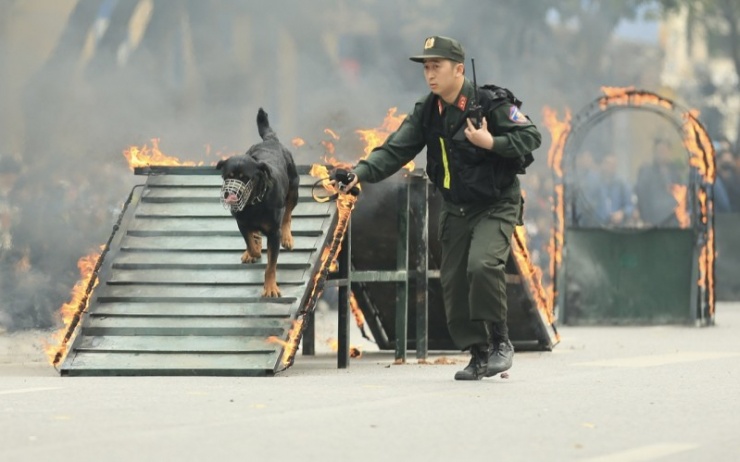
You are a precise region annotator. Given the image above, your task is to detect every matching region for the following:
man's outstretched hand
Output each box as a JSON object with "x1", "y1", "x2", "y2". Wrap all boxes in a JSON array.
[{"x1": 328, "y1": 168, "x2": 360, "y2": 195}]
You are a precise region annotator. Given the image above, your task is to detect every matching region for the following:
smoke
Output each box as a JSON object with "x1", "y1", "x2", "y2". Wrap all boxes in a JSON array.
[{"x1": 0, "y1": 0, "x2": 664, "y2": 330}]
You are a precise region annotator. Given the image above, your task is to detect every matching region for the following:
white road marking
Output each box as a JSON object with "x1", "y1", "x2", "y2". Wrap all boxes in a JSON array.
[
  {"x1": 582, "y1": 443, "x2": 698, "y2": 462},
  {"x1": 0, "y1": 387, "x2": 62, "y2": 396},
  {"x1": 573, "y1": 351, "x2": 740, "y2": 368}
]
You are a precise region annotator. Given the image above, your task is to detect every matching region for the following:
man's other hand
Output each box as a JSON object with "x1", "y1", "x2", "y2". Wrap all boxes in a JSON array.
[{"x1": 465, "y1": 117, "x2": 494, "y2": 150}]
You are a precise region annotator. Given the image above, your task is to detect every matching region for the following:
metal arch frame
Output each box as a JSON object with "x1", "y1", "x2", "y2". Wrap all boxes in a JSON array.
[{"x1": 551, "y1": 89, "x2": 716, "y2": 325}]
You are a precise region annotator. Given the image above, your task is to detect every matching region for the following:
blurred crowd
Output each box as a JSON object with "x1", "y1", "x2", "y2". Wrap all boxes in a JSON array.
[
  {"x1": 572, "y1": 138, "x2": 740, "y2": 227},
  {"x1": 0, "y1": 155, "x2": 128, "y2": 331},
  {"x1": 715, "y1": 138, "x2": 740, "y2": 213}
]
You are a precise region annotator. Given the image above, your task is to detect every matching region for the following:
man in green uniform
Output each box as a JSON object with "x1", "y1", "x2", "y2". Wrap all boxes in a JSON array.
[{"x1": 338, "y1": 36, "x2": 542, "y2": 380}]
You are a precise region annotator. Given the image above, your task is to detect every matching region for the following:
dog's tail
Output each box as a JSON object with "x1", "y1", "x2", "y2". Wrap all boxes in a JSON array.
[{"x1": 257, "y1": 108, "x2": 277, "y2": 141}]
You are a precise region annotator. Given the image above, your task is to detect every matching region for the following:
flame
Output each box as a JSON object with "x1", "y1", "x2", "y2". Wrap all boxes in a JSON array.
[
  {"x1": 292, "y1": 137, "x2": 305, "y2": 148},
  {"x1": 350, "y1": 292, "x2": 366, "y2": 329},
  {"x1": 123, "y1": 139, "x2": 203, "y2": 171},
  {"x1": 45, "y1": 248, "x2": 103, "y2": 366},
  {"x1": 354, "y1": 107, "x2": 415, "y2": 171},
  {"x1": 308, "y1": 158, "x2": 360, "y2": 270},
  {"x1": 355, "y1": 107, "x2": 405, "y2": 157},
  {"x1": 314, "y1": 108, "x2": 414, "y2": 176},
  {"x1": 267, "y1": 318, "x2": 304, "y2": 367},
  {"x1": 706, "y1": 225, "x2": 715, "y2": 314},
  {"x1": 272, "y1": 188, "x2": 357, "y2": 369},
  {"x1": 512, "y1": 226, "x2": 557, "y2": 328},
  {"x1": 671, "y1": 184, "x2": 690, "y2": 228},
  {"x1": 321, "y1": 140, "x2": 336, "y2": 156},
  {"x1": 326, "y1": 339, "x2": 363, "y2": 358},
  {"x1": 319, "y1": 156, "x2": 354, "y2": 170},
  {"x1": 542, "y1": 106, "x2": 571, "y2": 178},
  {"x1": 696, "y1": 190, "x2": 715, "y2": 315},
  {"x1": 309, "y1": 162, "x2": 348, "y2": 207},
  {"x1": 310, "y1": 164, "x2": 334, "y2": 194},
  {"x1": 685, "y1": 111, "x2": 716, "y2": 317},
  {"x1": 599, "y1": 86, "x2": 673, "y2": 111},
  {"x1": 542, "y1": 107, "x2": 571, "y2": 305},
  {"x1": 601, "y1": 85, "x2": 636, "y2": 97},
  {"x1": 324, "y1": 128, "x2": 340, "y2": 140},
  {"x1": 683, "y1": 109, "x2": 716, "y2": 183}
]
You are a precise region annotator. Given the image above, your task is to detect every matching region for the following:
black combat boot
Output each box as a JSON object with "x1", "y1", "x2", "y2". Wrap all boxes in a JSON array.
[
  {"x1": 486, "y1": 340, "x2": 514, "y2": 377},
  {"x1": 454, "y1": 344, "x2": 489, "y2": 381}
]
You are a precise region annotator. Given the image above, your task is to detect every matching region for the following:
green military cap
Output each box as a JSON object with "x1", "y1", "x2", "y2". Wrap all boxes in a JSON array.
[{"x1": 409, "y1": 36, "x2": 465, "y2": 63}]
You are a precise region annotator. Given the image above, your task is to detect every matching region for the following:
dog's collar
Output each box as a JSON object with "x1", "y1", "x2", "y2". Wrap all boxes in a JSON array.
[{"x1": 249, "y1": 177, "x2": 269, "y2": 204}]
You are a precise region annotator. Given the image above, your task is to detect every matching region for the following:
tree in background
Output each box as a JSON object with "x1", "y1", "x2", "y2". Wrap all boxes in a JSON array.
[
  {"x1": 449, "y1": 0, "x2": 656, "y2": 110},
  {"x1": 658, "y1": 0, "x2": 740, "y2": 141}
]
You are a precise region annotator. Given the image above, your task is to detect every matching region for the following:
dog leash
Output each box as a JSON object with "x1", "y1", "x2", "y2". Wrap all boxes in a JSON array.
[{"x1": 311, "y1": 169, "x2": 360, "y2": 203}]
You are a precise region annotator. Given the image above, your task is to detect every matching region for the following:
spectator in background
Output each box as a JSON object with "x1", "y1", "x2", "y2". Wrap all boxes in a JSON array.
[
  {"x1": 715, "y1": 141, "x2": 740, "y2": 213},
  {"x1": 592, "y1": 154, "x2": 634, "y2": 226},
  {"x1": 635, "y1": 138, "x2": 684, "y2": 227},
  {"x1": 571, "y1": 150, "x2": 602, "y2": 226}
]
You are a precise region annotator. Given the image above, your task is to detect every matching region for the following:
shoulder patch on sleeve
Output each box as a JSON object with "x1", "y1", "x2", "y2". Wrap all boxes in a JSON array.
[{"x1": 508, "y1": 105, "x2": 529, "y2": 124}]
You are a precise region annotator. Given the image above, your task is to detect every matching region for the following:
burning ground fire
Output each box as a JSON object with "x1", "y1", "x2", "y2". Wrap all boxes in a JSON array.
[
  {"x1": 327, "y1": 338, "x2": 363, "y2": 358},
  {"x1": 545, "y1": 87, "x2": 716, "y2": 320}
]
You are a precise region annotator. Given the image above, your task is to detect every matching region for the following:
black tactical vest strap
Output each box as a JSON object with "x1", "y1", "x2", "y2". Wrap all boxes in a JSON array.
[
  {"x1": 477, "y1": 85, "x2": 535, "y2": 172},
  {"x1": 421, "y1": 92, "x2": 518, "y2": 204}
]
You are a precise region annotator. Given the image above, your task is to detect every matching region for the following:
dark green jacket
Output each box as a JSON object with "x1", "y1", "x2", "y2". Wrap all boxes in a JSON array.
[{"x1": 354, "y1": 79, "x2": 541, "y2": 202}]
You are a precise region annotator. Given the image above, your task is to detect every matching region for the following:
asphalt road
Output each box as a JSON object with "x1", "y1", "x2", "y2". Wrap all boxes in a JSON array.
[{"x1": 1, "y1": 303, "x2": 739, "y2": 462}]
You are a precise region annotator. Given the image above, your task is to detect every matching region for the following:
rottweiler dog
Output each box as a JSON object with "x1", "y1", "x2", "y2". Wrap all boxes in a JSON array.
[{"x1": 216, "y1": 108, "x2": 299, "y2": 297}]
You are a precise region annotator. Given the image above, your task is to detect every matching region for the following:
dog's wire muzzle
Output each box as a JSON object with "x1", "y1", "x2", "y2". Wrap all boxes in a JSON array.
[{"x1": 220, "y1": 178, "x2": 254, "y2": 212}]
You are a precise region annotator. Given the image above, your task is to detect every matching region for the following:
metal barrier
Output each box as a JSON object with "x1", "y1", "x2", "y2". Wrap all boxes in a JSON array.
[
  {"x1": 304, "y1": 170, "x2": 557, "y2": 365},
  {"x1": 716, "y1": 213, "x2": 740, "y2": 301}
]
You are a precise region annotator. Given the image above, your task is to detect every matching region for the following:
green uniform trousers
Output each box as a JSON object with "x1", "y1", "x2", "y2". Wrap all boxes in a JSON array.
[{"x1": 438, "y1": 197, "x2": 520, "y2": 350}]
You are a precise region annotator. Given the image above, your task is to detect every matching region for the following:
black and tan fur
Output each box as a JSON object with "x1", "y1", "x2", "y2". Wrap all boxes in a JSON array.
[{"x1": 216, "y1": 108, "x2": 299, "y2": 297}]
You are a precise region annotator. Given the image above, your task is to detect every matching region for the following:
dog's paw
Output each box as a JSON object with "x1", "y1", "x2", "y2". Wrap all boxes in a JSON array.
[
  {"x1": 281, "y1": 234, "x2": 294, "y2": 250},
  {"x1": 262, "y1": 283, "x2": 281, "y2": 298},
  {"x1": 240, "y1": 250, "x2": 259, "y2": 264}
]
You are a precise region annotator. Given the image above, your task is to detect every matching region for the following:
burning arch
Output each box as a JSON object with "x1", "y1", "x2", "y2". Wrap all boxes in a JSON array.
[{"x1": 546, "y1": 87, "x2": 716, "y2": 324}]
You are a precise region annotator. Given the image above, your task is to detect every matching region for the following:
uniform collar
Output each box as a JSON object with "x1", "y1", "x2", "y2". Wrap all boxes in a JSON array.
[{"x1": 438, "y1": 79, "x2": 474, "y2": 113}]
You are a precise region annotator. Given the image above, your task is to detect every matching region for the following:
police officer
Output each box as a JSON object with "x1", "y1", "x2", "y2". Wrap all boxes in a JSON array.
[{"x1": 338, "y1": 36, "x2": 542, "y2": 380}]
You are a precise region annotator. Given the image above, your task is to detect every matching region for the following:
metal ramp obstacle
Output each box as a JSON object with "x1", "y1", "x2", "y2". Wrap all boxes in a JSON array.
[
  {"x1": 60, "y1": 166, "x2": 336, "y2": 376},
  {"x1": 59, "y1": 166, "x2": 559, "y2": 376}
]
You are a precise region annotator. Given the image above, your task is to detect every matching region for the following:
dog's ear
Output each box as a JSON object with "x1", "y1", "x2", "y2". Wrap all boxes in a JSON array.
[
  {"x1": 216, "y1": 159, "x2": 226, "y2": 170},
  {"x1": 257, "y1": 162, "x2": 272, "y2": 184}
]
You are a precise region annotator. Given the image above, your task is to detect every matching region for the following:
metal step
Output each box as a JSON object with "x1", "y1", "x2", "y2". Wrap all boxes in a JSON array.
[{"x1": 60, "y1": 167, "x2": 336, "y2": 376}]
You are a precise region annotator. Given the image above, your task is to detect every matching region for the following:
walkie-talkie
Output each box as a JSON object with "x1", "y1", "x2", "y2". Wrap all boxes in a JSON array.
[{"x1": 469, "y1": 58, "x2": 483, "y2": 128}]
